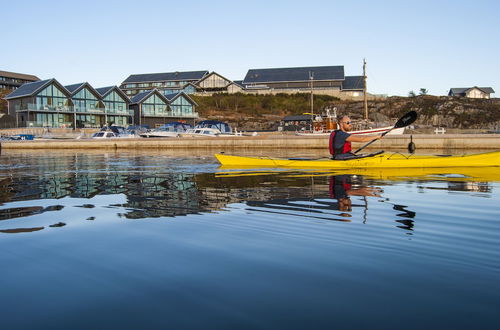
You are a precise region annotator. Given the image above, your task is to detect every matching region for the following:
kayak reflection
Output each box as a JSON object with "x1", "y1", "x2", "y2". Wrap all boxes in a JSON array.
[
  {"x1": 244, "y1": 174, "x2": 384, "y2": 223},
  {"x1": 0, "y1": 152, "x2": 497, "y2": 234}
]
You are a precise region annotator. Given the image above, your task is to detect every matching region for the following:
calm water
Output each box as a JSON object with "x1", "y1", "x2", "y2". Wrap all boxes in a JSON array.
[{"x1": 0, "y1": 150, "x2": 499, "y2": 330}]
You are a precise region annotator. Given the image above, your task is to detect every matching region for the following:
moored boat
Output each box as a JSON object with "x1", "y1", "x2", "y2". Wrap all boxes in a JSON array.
[
  {"x1": 179, "y1": 120, "x2": 243, "y2": 137},
  {"x1": 296, "y1": 126, "x2": 405, "y2": 136},
  {"x1": 140, "y1": 122, "x2": 192, "y2": 138},
  {"x1": 214, "y1": 151, "x2": 500, "y2": 169}
]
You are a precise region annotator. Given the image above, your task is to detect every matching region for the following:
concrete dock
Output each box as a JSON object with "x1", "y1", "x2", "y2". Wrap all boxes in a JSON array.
[{"x1": 1, "y1": 134, "x2": 499, "y2": 150}]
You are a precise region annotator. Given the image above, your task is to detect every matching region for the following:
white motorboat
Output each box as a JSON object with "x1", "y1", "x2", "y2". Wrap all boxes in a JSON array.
[
  {"x1": 180, "y1": 127, "x2": 221, "y2": 137},
  {"x1": 91, "y1": 131, "x2": 119, "y2": 139},
  {"x1": 140, "y1": 122, "x2": 192, "y2": 138},
  {"x1": 179, "y1": 120, "x2": 242, "y2": 137}
]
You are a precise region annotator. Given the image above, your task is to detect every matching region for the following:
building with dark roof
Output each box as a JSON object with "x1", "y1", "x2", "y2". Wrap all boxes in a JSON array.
[
  {"x1": 240, "y1": 66, "x2": 367, "y2": 98},
  {"x1": 129, "y1": 89, "x2": 198, "y2": 127},
  {"x1": 243, "y1": 66, "x2": 345, "y2": 90},
  {"x1": 120, "y1": 70, "x2": 209, "y2": 97},
  {"x1": 448, "y1": 87, "x2": 495, "y2": 99},
  {"x1": 4, "y1": 79, "x2": 133, "y2": 128},
  {"x1": 0, "y1": 70, "x2": 40, "y2": 90},
  {"x1": 341, "y1": 75, "x2": 365, "y2": 97}
]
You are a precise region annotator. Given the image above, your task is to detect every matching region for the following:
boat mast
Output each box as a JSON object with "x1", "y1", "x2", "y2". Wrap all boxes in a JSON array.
[{"x1": 363, "y1": 58, "x2": 368, "y2": 121}]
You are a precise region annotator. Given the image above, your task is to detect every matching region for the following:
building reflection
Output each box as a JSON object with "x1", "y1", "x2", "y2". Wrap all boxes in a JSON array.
[{"x1": 0, "y1": 153, "x2": 495, "y2": 234}]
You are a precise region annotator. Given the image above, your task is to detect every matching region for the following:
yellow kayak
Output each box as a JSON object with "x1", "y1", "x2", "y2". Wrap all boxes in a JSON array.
[{"x1": 215, "y1": 151, "x2": 500, "y2": 169}]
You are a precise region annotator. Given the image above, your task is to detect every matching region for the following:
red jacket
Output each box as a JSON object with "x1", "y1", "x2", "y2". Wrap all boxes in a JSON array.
[{"x1": 329, "y1": 130, "x2": 352, "y2": 156}]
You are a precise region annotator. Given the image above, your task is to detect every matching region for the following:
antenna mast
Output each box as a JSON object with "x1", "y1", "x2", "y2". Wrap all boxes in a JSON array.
[
  {"x1": 309, "y1": 71, "x2": 314, "y2": 114},
  {"x1": 363, "y1": 58, "x2": 368, "y2": 121}
]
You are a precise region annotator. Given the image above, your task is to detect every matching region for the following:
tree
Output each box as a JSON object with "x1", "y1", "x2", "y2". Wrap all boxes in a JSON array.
[
  {"x1": 0, "y1": 88, "x2": 11, "y2": 113},
  {"x1": 408, "y1": 90, "x2": 416, "y2": 97},
  {"x1": 419, "y1": 88, "x2": 428, "y2": 95}
]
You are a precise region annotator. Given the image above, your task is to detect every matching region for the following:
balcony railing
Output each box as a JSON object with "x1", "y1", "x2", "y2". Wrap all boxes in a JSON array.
[
  {"x1": 142, "y1": 111, "x2": 199, "y2": 118},
  {"x1": 17, "y1": 104, "x2": 73, "y2": 112},
  {"x1": 15, "y1": 104, "x2": 134, "y2": 116},
  {"x1": 26, "y1": 121, "x2": 73, "y2": 128}
]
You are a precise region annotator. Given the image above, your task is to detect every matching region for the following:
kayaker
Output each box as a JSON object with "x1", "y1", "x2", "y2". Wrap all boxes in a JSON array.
[{"x1": 329, "y1": 115, "x2": 383, "y2": 159}]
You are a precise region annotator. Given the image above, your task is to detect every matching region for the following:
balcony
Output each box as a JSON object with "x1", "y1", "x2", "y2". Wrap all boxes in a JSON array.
[
  {"x1": 15, "y1": 104, "x2": 134, "y2": 116},
  {"x1": 16, "y1": 103, "x2": 73, "y2": 112},
  {"x1": 74, "y1": 106, "x2": 105, "y2": 114},
  {"x1": 142, "y1": 111, "x2": 199, "y2": 119}
]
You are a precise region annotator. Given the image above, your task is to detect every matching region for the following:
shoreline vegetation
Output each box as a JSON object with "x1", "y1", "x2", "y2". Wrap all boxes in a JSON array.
[
  {"x1": 1, "y1": 93, "x2": 499, "y2": 133},
  {"x1": 190, "y1": 93, "x2": 500, "y2": 131}
]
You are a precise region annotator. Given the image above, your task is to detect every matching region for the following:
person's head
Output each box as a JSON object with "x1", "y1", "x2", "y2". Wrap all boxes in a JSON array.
[
  {"x1": 338, "y1": 115, "x2": 352, "y2": 132},
  {"x1": 338, "y1": 197, "x2": 352, "y2": 211}
]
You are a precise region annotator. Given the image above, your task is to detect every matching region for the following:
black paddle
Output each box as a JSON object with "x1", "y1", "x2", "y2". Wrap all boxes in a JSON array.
[{"x1": 353, "y1": 111, "x2": 418, "y2": 154}]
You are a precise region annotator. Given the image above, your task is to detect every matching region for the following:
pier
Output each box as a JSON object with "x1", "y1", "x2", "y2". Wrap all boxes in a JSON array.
[{"x1": 1, "y1": 134, "x2": 499, "y2": 150}]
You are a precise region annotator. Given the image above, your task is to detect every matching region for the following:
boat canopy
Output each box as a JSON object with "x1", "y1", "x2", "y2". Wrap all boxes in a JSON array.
[
  {"x1": 158, "y1": 122, "x2": 193, "y2": 131},
  {"x1": 195, "y1": 120, "x2": 231, "y2": 133},
  {"x1": 100, "y1": 125, "x2": 126, "y2": 134}
]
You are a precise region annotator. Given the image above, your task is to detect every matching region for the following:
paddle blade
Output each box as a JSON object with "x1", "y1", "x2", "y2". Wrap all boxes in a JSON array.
[{"x1": 394, "y1": 111, "x2": 418, "y2": 128}]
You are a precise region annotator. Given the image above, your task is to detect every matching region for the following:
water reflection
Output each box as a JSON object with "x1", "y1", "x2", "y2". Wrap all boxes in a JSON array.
[{"x1": 0, "y1": 152, "x2": 497, "y2": 235}]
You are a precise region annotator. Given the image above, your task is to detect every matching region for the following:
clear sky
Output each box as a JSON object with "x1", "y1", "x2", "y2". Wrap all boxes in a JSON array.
[{"x1": 3, "y1": 0, "x2": 499, "y2": 96}]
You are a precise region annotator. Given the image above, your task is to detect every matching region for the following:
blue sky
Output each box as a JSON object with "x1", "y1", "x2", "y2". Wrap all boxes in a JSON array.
[{"x1": 3, "y1": 0, "x2": 499, "y2": 96}]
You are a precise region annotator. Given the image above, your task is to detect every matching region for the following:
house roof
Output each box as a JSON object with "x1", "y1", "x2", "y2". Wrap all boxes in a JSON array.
[
  {"x1": 283, "y1": 115, "x2": 313, "y2": 122},
  {"x1": 232, "y1": 80, "x2": 245, "y2": 88},
  {"x1": 243, "y1": 66, "x2": 345, "y2": 84},
  {"x1": 4, "y1": 79, "x2": 70, "y2": 99},
  {"x1": 64, "y1": 82, "x2": 86, "y2": 94},
  {"x1": 342, "y1": 76, "x2": 364, "y2": 90},
  {"x1": 95, "y1": 86, "x2": 130, "y2": 102},
  {"x1": 95, "y1": 86, "x2": 114, "y2": 96},
  {"x1": 450, "y1": 87, "x2": 495, "y2": 94},
  {"x1": 0, "y1": 70, "x2": 40, "y2": 81},
  {"x1": 164, "y1": 91, "x2": 198, "y2": 106},
  {"x1": 64, "y1": 82, "x2": 103, "y2": 100},
  {"x1": 122, "y1": 70, "x2": 209, "y2": 84},
  {"x1": 130, "y1": 89, "x2": 169, "y2": 104},
  {"x1": 195, "y1": 71, "x2": 233, "y2": 87}
]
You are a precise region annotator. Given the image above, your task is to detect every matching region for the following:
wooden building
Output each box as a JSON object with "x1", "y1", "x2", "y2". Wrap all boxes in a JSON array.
[{"x1": 448, "y1": 87, "x2": 495, "y2": 99}]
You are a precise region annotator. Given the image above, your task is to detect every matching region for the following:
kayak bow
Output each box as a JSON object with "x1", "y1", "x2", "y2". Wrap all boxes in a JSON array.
[{"x1": 215, "y1": 151, "x2": 500, "y2": 169}]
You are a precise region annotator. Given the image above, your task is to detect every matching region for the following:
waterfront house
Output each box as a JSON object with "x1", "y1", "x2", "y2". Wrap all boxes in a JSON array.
[
  {"x1": 5, "y1": 79, "x2": 74, "y2": 128},
  {"x1": 129, "y1": 89, "x2": 198, "y2": 128},
  {"x1": 120, "y1": 71, "x2": 209, "y2": 98},
  {"x1": 65, "y1": 82, "x2": 107, "y2": 128},
  {"x1": 4, "y1": 79, "x2": 133, "y2": 128},
  {"x1": 95, "y1": 86, "x2": 132, "y2": 127},
  {"x1": 448, "y1": 87, "x2": 495, "y2": 99},
  {"x1": 0, "y1": 70, "x2": 40, "y2": 91}
]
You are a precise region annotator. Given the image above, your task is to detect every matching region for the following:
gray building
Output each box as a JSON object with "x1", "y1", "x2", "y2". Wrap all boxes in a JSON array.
[
  {"x1": 0, "y1": 70, "x2": 40, "y2": 90},
  {"x1": 120, "y1": 71, "x2": 208, "y2": 97}
]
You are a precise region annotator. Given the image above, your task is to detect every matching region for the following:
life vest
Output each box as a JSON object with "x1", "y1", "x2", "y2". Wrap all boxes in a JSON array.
[
  {"x1": 329, "y1": 130, "x2": 352, "y2": 156},
  {"x1": 329, "y1": 176, "x2": 352, "y2": 199}
]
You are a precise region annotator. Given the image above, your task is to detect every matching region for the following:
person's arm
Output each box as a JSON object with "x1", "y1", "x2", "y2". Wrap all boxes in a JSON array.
[{"x1": 346, "y1": 134, "x2": 382, "y2": 142}]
